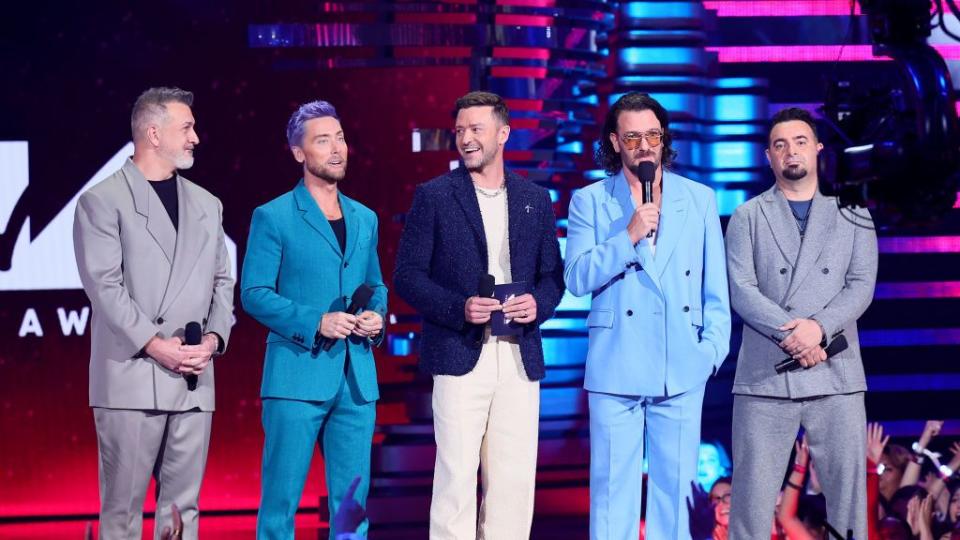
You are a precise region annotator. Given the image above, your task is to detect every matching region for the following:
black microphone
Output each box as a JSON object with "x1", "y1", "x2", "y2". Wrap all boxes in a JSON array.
[
  {"x1": 636, "y1": 161, "x2": 657, "y2": 238},
  {"x1": 322, "y1": 284, "x2": 375, "y2": 352},
  {"x1": 637, "y1": 161, "x2": 656, "y2": 205},
  {"x1": 775, "y1": 334, "x2": 849, "y2": 374},
  {"x1": 479, "y1": 274, "x2": 495, "y2": 298},
  {"x1": 184, "y1": 321, "x2": 202, "y2": 391}
]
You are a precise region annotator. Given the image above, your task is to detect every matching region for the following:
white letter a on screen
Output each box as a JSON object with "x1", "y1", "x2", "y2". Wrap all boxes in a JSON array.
[{"x1": 18, "y1": 308, "x2": 43, "y2": 337}]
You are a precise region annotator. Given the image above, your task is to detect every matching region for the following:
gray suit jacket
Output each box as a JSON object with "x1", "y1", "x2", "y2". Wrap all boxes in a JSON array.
[
  {"x1": 74, "y1": 158, "x2": 234, "y2": 411},
  {"x1": 725, "y1": 185, "x2": 877, "y2": 398}
]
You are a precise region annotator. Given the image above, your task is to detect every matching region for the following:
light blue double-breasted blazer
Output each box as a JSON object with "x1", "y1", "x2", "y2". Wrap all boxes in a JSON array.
[{"x1": 564, "y1": 170, "x2": 731, "y2": 397}]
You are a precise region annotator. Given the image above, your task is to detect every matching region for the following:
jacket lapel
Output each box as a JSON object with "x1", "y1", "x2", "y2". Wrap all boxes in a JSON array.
[
  {"x1": 341, "y1": 194, "x2": 361, "y2": 263},
  {"x1": 506, "y1": 171, "x2": 537, "y2": 272},
  {"x1": 784, "y1": 189, "x2": 834, "y2": 301},
  {"x1": 159, "y1": 178, "x2": 209, "y2": 315},
  {"x1": 758, "y1": 186, "x2": 802, "y2": 268},
  {"x1": 654, "y1": 171, "x2": 690, "y2": 277},
  {"x1": 124, "y1": 159, "x2": 175, "y2": 264},
  {"x1": 294, "y1": 181, "x2": 342, "y2": 257},
  {"x1": 450, "y1": 167, "x2": 488, "y2": 265},
  {"x1": 604, "y1": 172, "x2": 661, "y2": 292}
]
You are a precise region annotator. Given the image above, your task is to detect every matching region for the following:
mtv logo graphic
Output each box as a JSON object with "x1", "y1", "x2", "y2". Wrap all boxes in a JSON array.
[{"x1": 0, "y1": 142, "x2": 237, "y2": 291}]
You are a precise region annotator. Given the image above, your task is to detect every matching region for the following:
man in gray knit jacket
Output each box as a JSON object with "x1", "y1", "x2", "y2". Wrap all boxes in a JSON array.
[{"x1": 725, "y1": 107, "x2": 878, "y2": 540}]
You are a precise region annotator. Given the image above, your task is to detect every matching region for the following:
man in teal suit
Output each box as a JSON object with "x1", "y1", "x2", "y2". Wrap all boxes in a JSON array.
[
  {"x1": 564, "y1": 93, "x2": 731, "y2": 539},
  {"x1": 241, "y1": 100, "x2": 387, "y2": 539}
]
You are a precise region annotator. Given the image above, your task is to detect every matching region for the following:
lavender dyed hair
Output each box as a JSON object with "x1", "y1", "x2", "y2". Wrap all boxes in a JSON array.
[{"x1": 286, "y1": 100, "x2": 340, "y2": 148}]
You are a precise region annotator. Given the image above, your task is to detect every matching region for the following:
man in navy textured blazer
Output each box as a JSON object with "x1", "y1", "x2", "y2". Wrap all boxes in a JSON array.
[{"x1": 394, "y1": 91, "x2": 564, "y2": 539}]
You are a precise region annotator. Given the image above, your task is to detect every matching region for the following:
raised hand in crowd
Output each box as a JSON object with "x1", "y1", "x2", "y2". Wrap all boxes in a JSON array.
[
  {"x1": 903, "y1": 420, "x2": 944, "y2": 488},
  {"x1": 906, "y1": 494, "x2": 936, "y2": 540},
  {"x1": 159, "y1": 504, "x2": 183, "y2": 540},
  {"x1": 686, "y1": 480, "x2": 716, "y2": 540},
  {"x1": 332, "y1": 475, "x2": 366, "y2": 539}
]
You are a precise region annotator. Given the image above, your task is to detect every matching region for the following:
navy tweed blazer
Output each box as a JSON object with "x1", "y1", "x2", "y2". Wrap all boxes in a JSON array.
[{"x1": 394, "y1": 166, "x2": 565, "y2": 380}]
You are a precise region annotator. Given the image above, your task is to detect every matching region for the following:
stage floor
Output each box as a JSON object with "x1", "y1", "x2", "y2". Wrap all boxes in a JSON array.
[{"x1": 0, "y1": 513, "x2": 593, "y2": 539}]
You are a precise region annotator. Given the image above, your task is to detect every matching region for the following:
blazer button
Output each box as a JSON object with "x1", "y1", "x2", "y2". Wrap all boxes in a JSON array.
[
  {"x1": 780, "y1": 268, "x2": 787, "y2": 275},
  {"x1": 156, "y1": 317, "x2": 164, "y2": 324},
  {"x1": 344, "y1": 262, "x2": 349, "y2": 268},
  {"x1": 822, "y1": 268, "x2": 829, "y2": 274},
  {"x1": 685, "y1": 270, "x2": 690, "y2": 276},
  {"x1": 785, "y1": 306, "x2": 793, "y2": 312},
  {"x1": 683, "y1": 306, "x2": 690, "y2": 312},
  {"x1": 202, "y1": 318, "x2": 207, "y2": 325},
  {"x1": 626, "y1": 310, "x2": 633, "y2": 316}
]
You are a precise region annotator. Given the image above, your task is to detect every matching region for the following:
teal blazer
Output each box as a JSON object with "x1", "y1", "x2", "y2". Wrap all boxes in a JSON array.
[{"x1": 241, "y1": 181, "x2": 387, "y2": 403}]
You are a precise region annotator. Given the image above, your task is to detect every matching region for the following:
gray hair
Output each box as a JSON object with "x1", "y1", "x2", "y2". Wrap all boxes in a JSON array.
[{"x1": 131, "y1": 87, "x2": 194, "y2": 141}]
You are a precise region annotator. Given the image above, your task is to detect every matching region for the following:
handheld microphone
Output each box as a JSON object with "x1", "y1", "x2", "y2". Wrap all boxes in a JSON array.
[
  {"x1": 636, "y1": 161, "x2": 657, "y2": 238},
  {"x1": 184, "y1": 321, "x2": 202, "y2": 391},
  {"x1": 322, "y1": 284, "x2": 375, "y2": 352},
  {"x1": 478, "y1": 274, "x2": 496, "y2": 298},
  {"x1": 637, "y1": 161, "x2": 656, "y2": 205},
  {"x1": 775, "y1": 334, "x2": 849, "y2": 374}
]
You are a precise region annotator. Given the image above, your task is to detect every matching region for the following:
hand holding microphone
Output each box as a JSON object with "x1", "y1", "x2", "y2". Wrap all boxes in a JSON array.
[
  {"x1": 627, "y1": 161, "x2": 660, "y2": 244},
  {"x1": 465, "y1": 274, "x2": 501, "y2": 325},
  {"x1": 319, "y1": 285, "x2": 375, "y2": 351},
  {"x1": 178, "y1": 321, "x2": 216, "y2": 390}
]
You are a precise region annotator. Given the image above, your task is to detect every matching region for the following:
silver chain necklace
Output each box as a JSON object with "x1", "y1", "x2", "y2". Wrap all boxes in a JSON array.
[{"x1": 474, "y1": 181, "x2": 506, "y2": 198}]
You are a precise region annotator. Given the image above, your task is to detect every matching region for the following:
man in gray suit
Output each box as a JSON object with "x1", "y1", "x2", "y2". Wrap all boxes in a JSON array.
[
  {"x1": 725, "y1": 107, "x2": 877, "y2": 539},
  {"x1": 73, "y1": 87, "x2": 234, "y2": 540}
]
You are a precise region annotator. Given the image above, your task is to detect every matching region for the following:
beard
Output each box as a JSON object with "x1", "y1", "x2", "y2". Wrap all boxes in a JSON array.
[
  {"x1": 782, "y1": 164, "x2": 808, "y2": 181},
  {"x1": 306, "y1": 161, "x2": 346, "y2": 184},
  {"x1": 461, "y1": 145, "x2": 497, "y2": 172},
  {"x1": 160, "y1": 146, "x2": 195, "y2": 170},
  {"x1": 624, "y1": 150, "x2": 660, "y2": 174}
]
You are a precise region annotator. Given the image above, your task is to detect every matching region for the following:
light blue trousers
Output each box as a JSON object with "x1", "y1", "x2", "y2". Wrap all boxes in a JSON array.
[{"x1": 589, "y1": 384, "x2": 705, "y2": 540}]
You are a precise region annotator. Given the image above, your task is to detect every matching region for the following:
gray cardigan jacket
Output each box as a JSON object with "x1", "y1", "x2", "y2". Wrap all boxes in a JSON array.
[{"x1": 725, "y1": 185, "x2": 878, "y2": 399}]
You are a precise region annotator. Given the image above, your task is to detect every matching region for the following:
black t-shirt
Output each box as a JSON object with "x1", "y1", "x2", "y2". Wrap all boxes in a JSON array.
[
  {"x1": 149, "y1": 175, "x2": 179, "y2": 230},
  {"x1": 329, "y1": 217, "x2": 346, "y2": 254}
]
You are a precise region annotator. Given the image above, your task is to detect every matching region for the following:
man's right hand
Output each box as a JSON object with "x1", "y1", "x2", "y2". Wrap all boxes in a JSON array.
[
  {"x1": 144, "y1": 336, "x2": 187, "y2": 372},
  {"x1": 465, "y1": 296, "x2": 502, "y2": 325},
  {"x1": 794, "y1": 345, "x2": 827, "y2": 368},
  {"x1": 627, "y1": 203, "x2": 660, "y2": 244},
  {"x1": 321, "y1": 312, "x2": 358, "y2": 340}
]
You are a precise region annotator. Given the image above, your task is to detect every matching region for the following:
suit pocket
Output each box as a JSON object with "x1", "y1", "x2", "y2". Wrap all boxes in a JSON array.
[{"x1": 586, "y1": 309, "x2": 614, "y2": 328}]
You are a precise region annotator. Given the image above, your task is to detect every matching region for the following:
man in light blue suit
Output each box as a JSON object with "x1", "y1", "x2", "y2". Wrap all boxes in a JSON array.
[
  {"x1": 241, "y1": 100, "x2": 387, "y2": 540},
  {"x1": 564, "y1": 92, "x2": 731, "y2": 540}
]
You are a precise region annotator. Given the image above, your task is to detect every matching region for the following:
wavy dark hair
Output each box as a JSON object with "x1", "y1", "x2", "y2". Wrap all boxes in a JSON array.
[{"x1": 596, "y1": 92, "x2": 677, "y2": 175}]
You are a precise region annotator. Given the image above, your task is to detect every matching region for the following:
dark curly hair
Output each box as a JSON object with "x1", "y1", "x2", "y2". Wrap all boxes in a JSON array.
[{"x1": 596, "y1": 92, "x2": 677, "y2": 175}]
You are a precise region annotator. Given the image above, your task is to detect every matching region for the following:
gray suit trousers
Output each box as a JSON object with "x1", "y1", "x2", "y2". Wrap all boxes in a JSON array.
[
  {"x1": 94, "y1": 408, "x2": 212, "y2": 540},
  {"x1": 728, "y1": 392, "x2": 866, "y2": 540}
]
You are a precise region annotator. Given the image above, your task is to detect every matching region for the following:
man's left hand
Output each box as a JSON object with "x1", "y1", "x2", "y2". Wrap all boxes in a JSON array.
[
  {"x1": 779, "y1": 318, "x2": 823, "y2": 355},
  {"x1": 502, "y1": 293, "x2": 537, "y2": 325},
  {"x1": 178, "y1": 333, "x2": 218, "y2": 375},
  {"x1": 352, "y1": 311, "x2": 384, "y2": 338}
]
